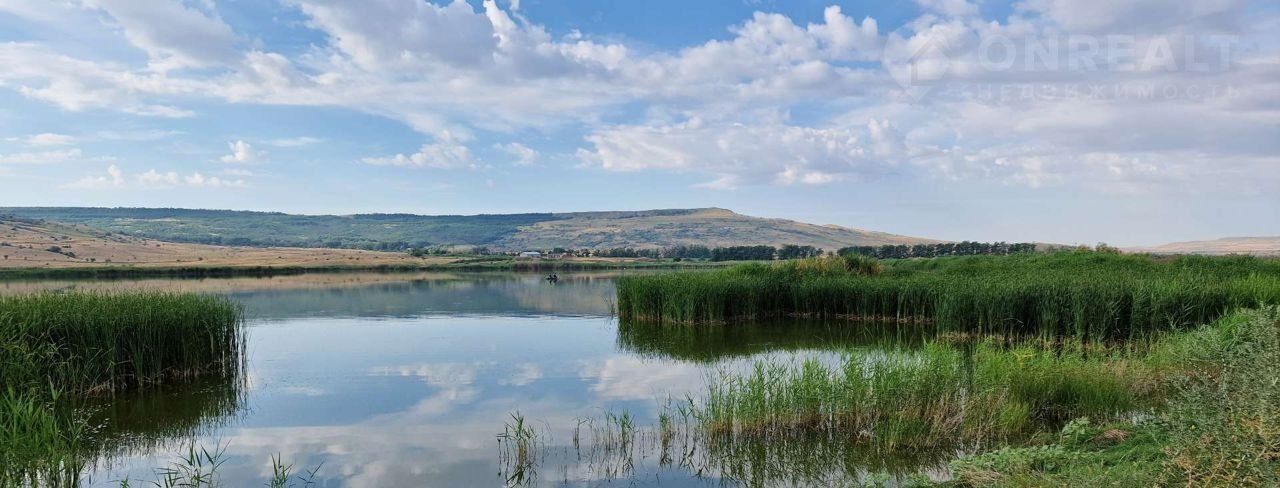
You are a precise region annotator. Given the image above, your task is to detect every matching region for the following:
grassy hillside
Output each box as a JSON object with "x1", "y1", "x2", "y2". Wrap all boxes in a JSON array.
[
  {"x1": 0, "y1": 207, "x2": 935, "y2": 251},
  {"x1": 0, "y1": 216, "x2": 444, "y2": 269},
  {"x1": 1128, "y1": 236, "x2": 1280, "y2": 256}
]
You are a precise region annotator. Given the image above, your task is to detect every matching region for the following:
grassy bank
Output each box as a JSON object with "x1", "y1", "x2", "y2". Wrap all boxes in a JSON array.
[
  {"x1": 535, "y1": 308, "x2": 1278, "y2": 486},
  {"x1": 945, "y1": 307, "x2": 1280, "y2": 486},
  {"x1": 0, "y1": 292, "x2": 245, "y2": 485},
  {"x1": 617, "y1": 252, "x2": 1280, "y2": 340}
]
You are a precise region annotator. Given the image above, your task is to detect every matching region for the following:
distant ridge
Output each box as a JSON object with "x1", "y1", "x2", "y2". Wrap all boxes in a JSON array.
[
  {"x1": 1127, "y1": 236, "x2": 1280, "y2": 256},
  {"x1": 0, "y1": 207, "x2": 936, "y2": 251}
]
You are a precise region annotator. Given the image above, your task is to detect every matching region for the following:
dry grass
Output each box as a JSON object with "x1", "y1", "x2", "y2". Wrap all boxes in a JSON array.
[
  {"x1": 1127, "y1": 236, "x2": 1280, "y2": 256},
  {"x1": 0, "y1": 218, "x2": 453, "y2": 269},
  {"x1": 497, "y1": 208, "x2": 937, "y2": 251}
]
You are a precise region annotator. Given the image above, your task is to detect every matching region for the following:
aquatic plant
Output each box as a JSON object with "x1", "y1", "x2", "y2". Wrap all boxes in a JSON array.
[
  {"x1": 946, "y1": 307, "x2": 1280, "y2": 487},
  {"x1": 696, "y1": 341, "x2": 1159, "y2": 450},
  {"x1": 0, "y1": 292, "x2": 245, "y2": 394},
  {"x1": 0, "y1": 291, "x2": 245, "y2": 486},
  {"x1": 617, "y1": 252, "x2": 1280, "y2": 340}
]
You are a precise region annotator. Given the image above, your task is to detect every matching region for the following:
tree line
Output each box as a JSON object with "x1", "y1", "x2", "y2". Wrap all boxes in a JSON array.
[{"x1": 837, "y1": 242, "x2": 1037, "y2": 259}]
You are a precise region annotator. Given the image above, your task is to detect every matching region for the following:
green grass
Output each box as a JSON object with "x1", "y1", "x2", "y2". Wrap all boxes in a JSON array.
[
  {"x1": 696, "y1": 339, "x2": 1163, "y2": 451},
  {"x1": 0, "y1": 292, "x2": 244, "y2": 394},
  {"x1": 944, "y1": 307, "x2": 1280, "y2": 487},
  {"x1": 0, "y1": 292, "x2": 245, "y2": 486},
  {"x1": 617, "y1": 252, "x2": 1280, "y2": 340}
]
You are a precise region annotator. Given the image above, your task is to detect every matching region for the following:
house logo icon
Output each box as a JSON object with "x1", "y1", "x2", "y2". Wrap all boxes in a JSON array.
[{"x1": 886, "y1": 34, "x2": 954, "y2": 102}]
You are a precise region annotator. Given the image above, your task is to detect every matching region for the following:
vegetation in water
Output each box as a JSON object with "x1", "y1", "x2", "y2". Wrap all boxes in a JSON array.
[
  {"x1": 945, "y1": 307, "x2": 1280, "y2": 487},
  {"x1": 499, "y1": 307, "x2": 1280, "y2": 487},
  {"x1": 0, "y1": 292, "x2": 244, "y2": 394},
  {"x1": 0, "y1": 292, "x2": 245, "y2": 486},
  {"x1": 697, "y1": 340, "x2": 1161, "y2": 450},
  {"x1": 616, "y1": 252, "x2": 1280, "y2": 340}
]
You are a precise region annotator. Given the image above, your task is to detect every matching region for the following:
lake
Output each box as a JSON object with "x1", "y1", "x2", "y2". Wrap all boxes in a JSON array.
[{"x1": 3, "y1": 272, "x2": 942, "y2": 487}]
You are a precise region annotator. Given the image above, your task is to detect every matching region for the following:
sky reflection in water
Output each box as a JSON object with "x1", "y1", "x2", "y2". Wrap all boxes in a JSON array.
[{"x1": 61, "y1": 273, "x2": 933, "y2": 487}]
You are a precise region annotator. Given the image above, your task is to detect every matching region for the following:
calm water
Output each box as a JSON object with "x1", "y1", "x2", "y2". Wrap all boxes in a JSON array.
[{"x1": 7, "y1": 272, "x2": 941, "y2": 487}]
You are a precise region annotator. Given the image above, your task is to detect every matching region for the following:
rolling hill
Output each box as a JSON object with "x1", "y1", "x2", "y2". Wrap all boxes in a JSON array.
[
  {"x1": 0, "y1": 207, "x2": 936, "y2": 251},
  {"x1": 1127, "y1": 237, "x2": 1280, "y2": 256},
  {"x1": 0, "y1": 216, "x2": 443, "y2": 269}
]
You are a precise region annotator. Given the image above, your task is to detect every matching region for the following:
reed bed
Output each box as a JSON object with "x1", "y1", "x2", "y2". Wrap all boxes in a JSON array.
[
  {"x1": 616, "y1": 253, "x2": 1280, "y2": 340},
  {"x1": 697, "y1": 341, "x2": 1161, "y2": 451},
  {"x1": 0, "y1": 292, "x2": 245, "y2": 395},
  {"x1": 0, "y1": 291, "x2": 245, "y2": 486}
]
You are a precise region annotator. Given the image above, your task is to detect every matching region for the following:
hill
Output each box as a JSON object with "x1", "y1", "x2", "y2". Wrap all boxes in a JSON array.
[
  {"x1": 1127, "y1": 237, "x2": 1280, "y2": 256},
  {"x1": 0, "y1": 207, "x2": 936, "y2": 251},
  {"x1": 0, "y1": 216, "x2": 441, "y2": 269}
]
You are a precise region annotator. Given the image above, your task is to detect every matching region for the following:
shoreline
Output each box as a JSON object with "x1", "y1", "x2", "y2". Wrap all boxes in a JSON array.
[{"x1": 0, "y1": 258, "x2": 727, "y2": 280}]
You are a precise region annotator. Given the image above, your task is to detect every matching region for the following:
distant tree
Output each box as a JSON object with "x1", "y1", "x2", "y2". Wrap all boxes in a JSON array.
[
  {"x1": 777, "y1": 244, "x2": 822, "y2": 260},
  {"x1": 1095, "y1": 242, "x2": 1121, "y2": 254},
  {"x1": 838, "y1": 242, "x2": 1038, "y2": 259},
  {"x1": 663, "y1": 245, "x2": 712, "y2": 259},
  {"x1": 711, "y1": 245, "x2": 776, "y2": 261}
]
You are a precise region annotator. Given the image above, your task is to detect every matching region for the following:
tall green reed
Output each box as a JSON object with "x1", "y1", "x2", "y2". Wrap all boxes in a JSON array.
[{"x1": 617, "y1": 253, "x2": 1280, "y2": 340}]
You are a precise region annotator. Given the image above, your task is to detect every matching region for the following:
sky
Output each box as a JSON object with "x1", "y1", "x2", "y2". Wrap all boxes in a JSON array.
[{"x1": 0, "y1": 0, "x2": 1276, "y2": 246}]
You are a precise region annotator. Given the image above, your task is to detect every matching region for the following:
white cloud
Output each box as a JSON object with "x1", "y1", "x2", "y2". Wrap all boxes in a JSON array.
[
  {"x1": 0, "y1": 0, "x2": 1276, "y2": 197},
  {"x1": 94, "y1": 129, "x2": 184, "y2": 141},
  {"x1": 63, "y1": 166, "x2": 248, "y2": 190},
  {"x1": 363, "y1": 132, "x2": 477, "y2": 169},
  {"x1": 63, "y1": 164, "x2": 124, "y2": 189},
  {"x1": 17, "y1": 133, "x2": 76, "y2": 146},
  {"x1": 0, "y1": 42, "x2": 200, "y2": 117},
  {"x1": 220, "y1": 140, "x2": 261, "y2": 164},
  {"x1": 265, "y1": 136, "x2": 323, "y2": 147},
  {"x1": 136, "y1": 168, "x2": 179, "y2": 187},
  {"x1": 0, "y1": 148, "x2": 84, "y2": 164},
  {"x1": 579, "y1": 119, "x2": 899, "y2": 186},
  {"x1": 80, "y1": 0, "x2": 240, "y2": 70},
  {"x1": 495, "y1": 142, "x2": 538, "y2": 166},
  {"x1": 185, "y1": 172, "x2": 247, "y2": 188}
]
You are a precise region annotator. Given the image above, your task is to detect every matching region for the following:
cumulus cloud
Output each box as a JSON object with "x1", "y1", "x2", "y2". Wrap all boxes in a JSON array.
[
  {"x1": 184, "y1": 172, "x2": 246, "y2": 188},
  {"x1": 495, "y1": 142, "x2": 538, "y2": 166},
  {"x1": 65, "y1": 165, "x2": 247, "y2": 190},
  {"x1": 1, "y1": 0, "x2": 1276, "y2": 196},
  {"x1": 579, "y1": 118, "x2": 900, "y2": 187},
  {"x1": 220, "y1": 140, "x2": 261, "y2": 164},
  {"x1": 80, "y1": 0, "x2": 241, "y2": 70},
  {"x1": 0, "y1": 42, "x2": 199, "y2": 117},
  {"x1": 136, "y1": 169, "x2": 180, "y2": 187},
  {"x1": 63, "y1": 164, "x2": 124, "y2": 189},
  {"x1": 363, "y1": 132, "x2": 477, "y2": 169}
]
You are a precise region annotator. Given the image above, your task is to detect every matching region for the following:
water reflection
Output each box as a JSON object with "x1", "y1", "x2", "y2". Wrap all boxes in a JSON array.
[
  {"x1": 4, "y1": 272, "x2": 949, "y2": 487},
  {"x1": 617, "y1": 319, "x2": 932, "y2": 363},
  {"x1": 494, "y1": 413, "x2": 954, "y2": 488}
]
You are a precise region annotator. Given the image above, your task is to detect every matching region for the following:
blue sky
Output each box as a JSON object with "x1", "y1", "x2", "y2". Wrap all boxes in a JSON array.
[{"x1": 0, "y1": 0, "x2": 1276, "y2": 246}]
